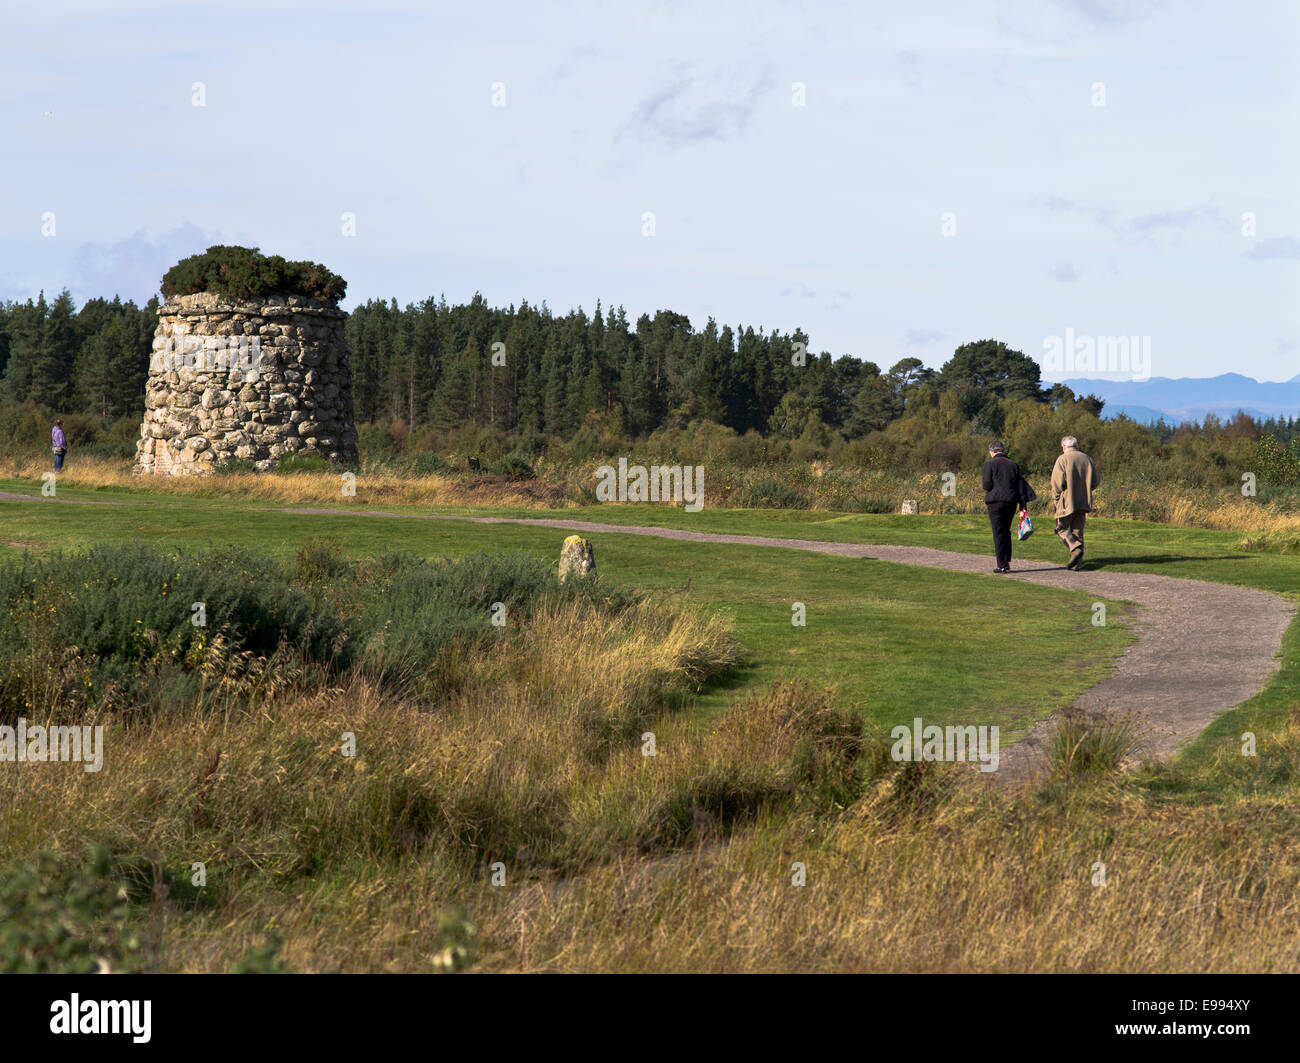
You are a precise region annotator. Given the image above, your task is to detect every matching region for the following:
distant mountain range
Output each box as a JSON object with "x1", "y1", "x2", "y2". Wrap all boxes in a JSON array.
[{"x1": 1053, "y1": 373, "x2": 1300, "y2": 425}]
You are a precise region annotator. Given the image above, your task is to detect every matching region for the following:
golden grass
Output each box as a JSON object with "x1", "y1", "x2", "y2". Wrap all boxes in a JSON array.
[
  {"x1": 473, "y1": 794, "x2": 1300, "y2": 973},
  {"x1": 4, "y1": 584, "x2": 1299, "y2": 972},
  {"x1": 0, "y1": 453, "x2": 572, "y2": 509},
  {"x1": 6, "y1": 452, "x2": 1297, "y2": 535}
]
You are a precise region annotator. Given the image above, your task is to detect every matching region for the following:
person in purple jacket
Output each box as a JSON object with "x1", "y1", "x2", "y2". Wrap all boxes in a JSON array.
[{"x1": 51, "y1": 419, "x2": 67, "y2": 472}]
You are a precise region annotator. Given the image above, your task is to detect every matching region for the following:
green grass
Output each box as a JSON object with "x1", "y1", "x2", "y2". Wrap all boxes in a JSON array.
[
  {"x1": 1140, "y1": 615, "x2": 1300, "y2": 802},
  {"x1": 8, "y1": 471, "x2": 1293, "y2": 591},
  {"x1": 0, "y1": 482, "x2": 1134, "y2": 739}
]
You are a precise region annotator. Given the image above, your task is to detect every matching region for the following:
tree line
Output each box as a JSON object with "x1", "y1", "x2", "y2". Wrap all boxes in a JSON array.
[
  {"x1": 345, "y1": 295, "x2": 1103, "y2": 441},
  {"x1": 0, "y1": 291, "x2": 156, "y2": 419},
  {"x1": 2, "y1": 288, "x2": 1298, "y2": 453}
]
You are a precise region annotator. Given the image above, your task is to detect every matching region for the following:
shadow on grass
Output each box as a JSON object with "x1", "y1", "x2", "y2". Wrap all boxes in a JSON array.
[
  {"x1": 1083, "y1": 554, "x2": 1248, "y2": 569},
  {"x1": 694, "y1": 659, "x2": 760, "y2": 700}
]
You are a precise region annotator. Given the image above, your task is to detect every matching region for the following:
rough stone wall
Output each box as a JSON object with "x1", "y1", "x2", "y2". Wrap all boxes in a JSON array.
[{"x1": 135, "y1": 292, "x2": 358, "y2": 474}]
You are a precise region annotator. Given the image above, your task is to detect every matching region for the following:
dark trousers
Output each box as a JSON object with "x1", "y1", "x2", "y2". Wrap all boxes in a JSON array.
[
  {"x1": 53, "y1": 450, "x2": 65, "y2": 472},
  {"x1": 987, "y1": 501, "x2": 1018, "y2": 569}
]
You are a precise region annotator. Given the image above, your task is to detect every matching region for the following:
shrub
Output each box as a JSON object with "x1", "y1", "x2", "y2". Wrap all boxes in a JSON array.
[
  {"x1": 75, "y1": 440, "x2": 137, "y2": 460},
  {"x1": 1256, "y1": 435, "x2": 1300, "y2": 488},
  {"x1": 0, "y1": 543, "x2": 645, "y2": 717},
  {"x1": 0, "y1": 846, "x2": 150, "y2": 973},
  {"x1": 488, "y1": 453, "x2": 535, "y2": 480},
  {"x1": 295, "y1": 539, "x2": 353, "y2": 584},
  {"x1": 350, "y1": 551, "x2": 636, "y2": 694},
  {"x1": 212, "y1": 457, "x2": 260, "y2": 475},
  {"x1": 733, "y1": 477, "x2": 809, "y2": 510},
  {"x1": 160, "y1": 245, "x2": 346, "y2": 303},
  {"x1": 1050, "y1": 711, "x2": 1140, "y2": 778},
  {"x1": 277, "y1": 453, "x2": 333, "y2": 474},
  {"x1": 402, "y1": 451, "x2": 447, "y2": 476},
  {"x1": 0, "y1": 544, "x2": 345, "y2": 716},
  {"x1": 356, "y1": 422, "x2": 397, "y2": 464},
  {"x1": 849, "y1": 496, "x2": 895, "y2": 514}
]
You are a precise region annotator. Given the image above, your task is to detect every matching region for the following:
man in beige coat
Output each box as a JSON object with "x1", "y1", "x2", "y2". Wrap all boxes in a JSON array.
[{"x1": 1051, "y1": 435, "x2": 1100, "y2": 570}]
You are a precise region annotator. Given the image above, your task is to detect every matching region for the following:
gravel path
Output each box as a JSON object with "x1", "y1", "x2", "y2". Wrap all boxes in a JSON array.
[
  {"x1": 0, "y1": 491, "x2": 122, "y2": 505},
  {"x1": 282, "y1": 507, "x2": 1296, "y2": 778}
]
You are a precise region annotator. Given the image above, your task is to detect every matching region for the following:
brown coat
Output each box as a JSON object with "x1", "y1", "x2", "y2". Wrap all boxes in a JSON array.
[{"x1": 1051, "y1": 448, "x2": 1099, "y2": 517}]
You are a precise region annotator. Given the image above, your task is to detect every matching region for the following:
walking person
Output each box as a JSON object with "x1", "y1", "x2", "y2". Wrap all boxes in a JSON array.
[
  {"x1": 981, "y1": 440, "x2": 1027, "y2": 573},
  {"x1": 1051, "y1": 435, "x2": 1100, "y2": 570},
  {"x1": 51, "y1": 419, "x2": 67, "y2": 472}
]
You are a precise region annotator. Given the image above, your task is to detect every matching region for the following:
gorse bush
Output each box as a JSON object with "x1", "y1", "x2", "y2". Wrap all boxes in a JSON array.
[
  {"x1": 1256, "y1": 435, "x2": 1300, "y2": 488},
  {"x1": 160, "y1": 245, "x2": 346, "y2": 302}
]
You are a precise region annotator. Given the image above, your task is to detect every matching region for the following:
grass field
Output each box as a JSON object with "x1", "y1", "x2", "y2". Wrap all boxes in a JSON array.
[
  {"x1": 1, "y1": 469, "x2": 1298, "y2": 973},
  {"x1": 5, "y1": 465, "x2": 1295, "y2": 592},
  {"x1": 0, "y1": 477, "x2": 1135, "y2": 734}
]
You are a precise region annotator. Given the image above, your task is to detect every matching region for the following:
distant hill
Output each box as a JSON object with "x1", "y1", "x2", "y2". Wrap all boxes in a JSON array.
[{"x1": 1055, "y1": 373, "x2": 1300, "y2": 425}]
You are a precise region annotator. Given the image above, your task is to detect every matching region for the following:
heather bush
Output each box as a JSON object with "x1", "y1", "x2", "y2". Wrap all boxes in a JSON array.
[{"x1": 160, "y1": 245, "x2": 346, "y2": 302}]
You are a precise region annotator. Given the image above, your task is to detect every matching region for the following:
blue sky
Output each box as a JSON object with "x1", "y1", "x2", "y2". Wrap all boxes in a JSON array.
[{"x1": 3, "y1": 0, "x2": 1298, "y2": 381}]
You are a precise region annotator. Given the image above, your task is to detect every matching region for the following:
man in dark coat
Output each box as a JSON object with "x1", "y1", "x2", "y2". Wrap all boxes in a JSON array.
[{"x1": 981, "y1": 440, "x2": 1026, "y2": 573}]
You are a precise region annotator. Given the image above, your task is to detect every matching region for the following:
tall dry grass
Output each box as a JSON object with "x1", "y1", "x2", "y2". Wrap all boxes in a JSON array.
[
  {"x1": 5, "y1": 582, "x2": 1299, "y2": 971},
  {"x1": 0, "y1": 453, "x2": 566, "y2": 509},
  {"x1": 7, "y1": 451, "x2": 1298, "y2": 535}
]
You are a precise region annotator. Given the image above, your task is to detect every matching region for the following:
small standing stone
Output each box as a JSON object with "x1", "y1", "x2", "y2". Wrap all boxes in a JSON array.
[
  {"x1": 558, "y1": 535, "x2": 596, "y2": 582},
  {"x1": 901, "y1": 500, "x2": 919, "y2": 515}
]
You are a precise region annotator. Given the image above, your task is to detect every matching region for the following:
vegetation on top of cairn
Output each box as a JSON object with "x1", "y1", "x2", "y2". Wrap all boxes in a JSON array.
[{"x1": 160, "y1": 245, "x2": 347, "y2": 303}]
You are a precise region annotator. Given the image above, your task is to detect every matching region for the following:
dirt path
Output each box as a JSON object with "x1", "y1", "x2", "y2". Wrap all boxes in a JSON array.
[
  {"x1": 280, "y1": 507, "x2": 1296, "y2": 778},
  {"x1": 0, "y1": 491, "x2": 122, "y2": 505}
]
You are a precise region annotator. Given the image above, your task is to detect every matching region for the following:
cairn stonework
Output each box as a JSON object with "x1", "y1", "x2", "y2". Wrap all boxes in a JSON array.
[{"x1": 134, "y1": 292, "x2": 358, "y2": 474}]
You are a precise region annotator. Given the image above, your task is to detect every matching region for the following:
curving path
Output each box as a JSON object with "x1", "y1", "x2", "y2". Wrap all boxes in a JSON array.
[{"x1": 281, "y1": 508, "x2": 1297, "y2": 779}]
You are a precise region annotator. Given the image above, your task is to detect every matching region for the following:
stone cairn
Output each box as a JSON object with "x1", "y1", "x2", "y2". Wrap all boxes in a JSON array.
[{"x1": 134, "y1": 292, "x2": 358, "y2": 474}]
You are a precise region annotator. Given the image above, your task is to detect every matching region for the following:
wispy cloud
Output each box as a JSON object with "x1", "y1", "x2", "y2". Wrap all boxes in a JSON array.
[
  {"x1": 1128, "y1": 205, "x2": 1228, "y2": 234},
  {"x1": 1039, "y1": 195, "x2": 1116, "y2": 230},
  {"x1": 904, "y1": 329, "x2": 948, "y2": 346},
  {"x1": 1246, "y1": 235, "x2": 1300, "y2": 261},
  {"x1": 1050, "y1": 0, "x2": 1167, "y2": 26},
  {"x1": 615, "y1": 64, "x2": 775, "y2": 147},
  {"x1": 547, "y1": 44, "x2": 598, "y2": 85},
  {"x1": 896, "y1": 51, "x2": 921, "y2": 90},
  {"x1": 71, "y1": 223, "x2": 229, "y2": 303},
  {"x1": 1047, "y1": 262, "x2": 1079, "y2": 282},
  {"x1": 1036, "y1": 197, "x2": 1231, "y2": 246}
]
